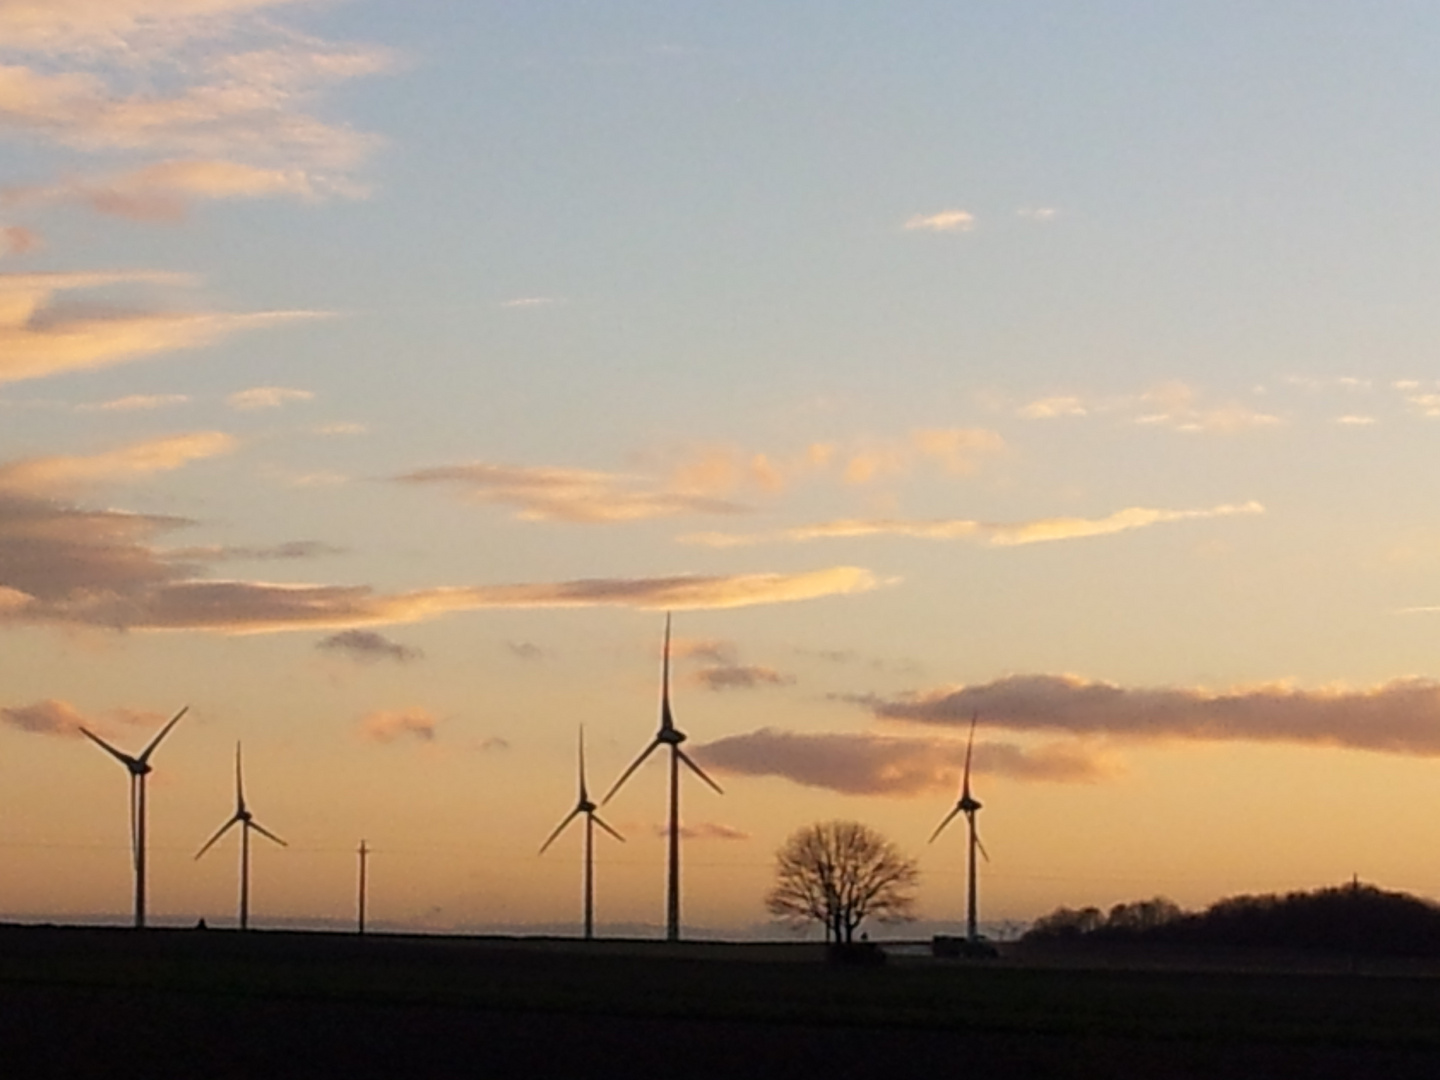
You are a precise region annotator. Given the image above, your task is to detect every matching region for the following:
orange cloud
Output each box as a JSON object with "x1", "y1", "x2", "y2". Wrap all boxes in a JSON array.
[
  {"x1": 78, "y1": 393, "x2": 190, "y2": 412},
  {"x1": 0, "y1": 271, "x2": 323, "y2": 384},
  {"x1": 0, "y1": 432, "x2": 236, "y2": 495},
  {"x1": 361, "y1": 708, "x2": 437, "y2": 744},
  {"x1": 226, "y1": 386, "x2": 314, "y2": 411},
  {"x1": 694, "y1": 728, "x2": 1108, "y2": 796},
  {"x1": 683, "y1": 501, "x2": 1263, "y2": 548},
  {"x1": 904, "y1": 209, "x2": 975, "y2": 232},
  {"x1": 4, "y1": 159, "x2": 328, "y2": 222},
  {"x1": 854, "y1": 674, "x2": 1440, "y2": 757}
]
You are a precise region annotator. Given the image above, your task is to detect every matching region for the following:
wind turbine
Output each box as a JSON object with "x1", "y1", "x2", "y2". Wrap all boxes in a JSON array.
[
  {"x1": 195, "y1": 742, "x2": 286, "y2": 930},
  {"x1": 539, "y1": 725, "x2": 624, "y2": 940},
  {"x1": 79, "y1": 705, "x2": 188, "y2": 929},
  {"x1": 602, "y1": 614, "x2": 722, "y2": 942},
  {"x1": 929, "y1": 714, "x2": 988, "y2": 942}
]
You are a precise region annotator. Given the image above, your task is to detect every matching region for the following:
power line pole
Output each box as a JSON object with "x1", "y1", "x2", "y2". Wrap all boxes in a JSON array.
[{"x1": 357, "y1": 839, "x2": 370, "y2": 935}]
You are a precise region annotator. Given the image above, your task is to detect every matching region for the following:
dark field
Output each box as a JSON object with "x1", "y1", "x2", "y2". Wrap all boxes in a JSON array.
[{"x1": 6, "y1": 926, "x2": 1440, "y2": 1078}]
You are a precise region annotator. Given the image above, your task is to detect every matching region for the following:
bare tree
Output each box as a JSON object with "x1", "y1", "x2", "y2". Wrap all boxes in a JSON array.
[{"x1": 765, "y1": 820, "x2": 919, "y2": 943}]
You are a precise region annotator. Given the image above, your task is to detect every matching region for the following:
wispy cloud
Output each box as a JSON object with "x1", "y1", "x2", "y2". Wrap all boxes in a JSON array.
[
  {"x1": 4, "y1": 159, "x2": 328, "y2": 222},
  {"x1": 505, "y1": 640, "x2": 547, "y2": 661},
  {"x1": 840, "y1": 429, "x2": 1004, "y2": 485},
  {"x1": 694, "y1": 728, "x2": 1108, "y2": 796},
  {"x1": 1017, "y1": 395, "x2": 1087, "y2": 419},
  {"x1": 0, "y1": 4, "x2": 392, "y2": 197},
  {"x1": 0, "y1": 271, "x2": 323, "y2": 384},
  {"x1": 0, "y1": 432, "x2": 235, "y2": 494},
  {"x1": 1017, "y1": 206, "x2": 1059, "y2": 221},
  {"x1": 500, "y1": 296, "x2": 559, "y2": 308},
  {"x1": 683, "y1": 501, "x2": 1264, "y2": 549},
  {"x1": 78, "y1": 393, "x2": 190, "y2": 412},
  {"x1": 226, "y1": 385, "x2": 313, "y2": 411},
  {"x1": 1, "y1": 698, "x2": 90, "y2": 737},
  {"x1": 0, "y1": 481, "x2": 883, "y2": 633},
  {"x1": 393, "y1": 462, "x2": 750, "y2": 524},
  {"x1": 692, "y1": 664, "x2": 794, "y2": 691},
  {"x1": 318, "y1": 629, "x2": 422, "y2": 664},
  {"x1": 904, "y1": 209, "x2": 975, "y2": 232},
  {"x1": 168, "y1": 540, "x2": 344, "y2": 562},
  {"x1": 651, "y1": 822, "x2": 751, "y2": 842},
  {"x1": 850, "y1": 674, "x2": 1440, "y2": 757},
  {"x1": 1016, "y1": 382, "x2": 1283, "y2": 434},
  {"x1": 360, "y1": 708, "x2": 437, "y2": 744},
  {"x1": 0, "y1": 224, "x2": 39, "y2": 256}
]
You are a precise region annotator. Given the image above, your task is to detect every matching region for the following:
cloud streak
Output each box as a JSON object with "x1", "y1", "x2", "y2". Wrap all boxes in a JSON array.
[
  {"x1": 852, "y1": 674, "x2": 1440, "y2": 757},
  {"x1": 393, "y1": 462, "x2": 750, "y2": 524},
  {"x1": 694, "y1": 728, "x2": 1108, "y2": 796},
  {"x1": 0, "y1": 271, "x2": 323, "y2": 384},
  {"x1": 684, "y1": 501, "x2": 1263, "y2": 548},
  {"x1": 904, "y1": 209, "x2": 975, "y2": 232},
  {"x1": 0, "y1": 432, "x2": 236, "y2": 494},
  {"x1": 692, "y1": 664, "x2": 794, "y2": 691}
]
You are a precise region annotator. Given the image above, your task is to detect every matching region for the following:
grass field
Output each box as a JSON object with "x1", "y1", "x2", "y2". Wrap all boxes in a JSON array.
[{"x1": 4, "y1": 925, "x2": 1440, "y2": 1078}]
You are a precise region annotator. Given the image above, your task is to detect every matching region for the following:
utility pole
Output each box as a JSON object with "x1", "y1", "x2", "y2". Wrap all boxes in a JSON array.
[{"x1": 357, "y1": 839, "x2": 370, "y2": 935}]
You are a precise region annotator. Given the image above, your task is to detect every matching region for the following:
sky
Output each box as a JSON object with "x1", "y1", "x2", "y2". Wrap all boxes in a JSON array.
[{"x1": 6, "y1": 0, "x2": 1440, "y2": 938}]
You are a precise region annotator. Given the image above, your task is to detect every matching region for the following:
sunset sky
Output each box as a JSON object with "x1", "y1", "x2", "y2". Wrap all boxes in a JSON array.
[{"x1": 6, "y1": 1, "x2": 1440, "y2": 938}]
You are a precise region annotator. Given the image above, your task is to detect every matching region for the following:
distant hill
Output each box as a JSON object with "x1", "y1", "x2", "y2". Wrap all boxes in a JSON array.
[{"x1": 1024, "y1": 883, "x2": 1440, "y2": 957}]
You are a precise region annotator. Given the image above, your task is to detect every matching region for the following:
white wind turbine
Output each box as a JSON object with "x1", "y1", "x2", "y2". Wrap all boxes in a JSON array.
[
  {"x1": 195, "y1": 742, "x2": 286, "y2": 930},
  {"x1": 929, "y1": 714, "x2": 989, "y2": 942},
  {"x1": 602, "y1": 614, "x2": 722, "y2": 942},
  {"x1": 79, "y1": 706, "x2": 188, "y2": 929},
  {"x1": 539, "y1": 725, "x2": 625, "y2": 940}
]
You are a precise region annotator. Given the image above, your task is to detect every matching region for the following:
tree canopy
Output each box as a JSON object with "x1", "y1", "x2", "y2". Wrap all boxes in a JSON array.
[{"x1": 765, "y1": 820, "x2": 919, "y2": 943}]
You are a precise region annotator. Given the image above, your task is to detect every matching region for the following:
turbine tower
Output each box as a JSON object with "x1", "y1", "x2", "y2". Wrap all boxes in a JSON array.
[
  {"x1": 195, "y1": 742, "x2": 287, "y2": 930},
  {"x1": 539, "y1": 725, "x2": 624, "y2": 940},
  {"x1": 602, "y1": 614, "x2": 722, "y2": 942},
  {"x1": 79, "y1": 705, "x2": 188, "y2": 929},
  {"x1": 929, "y1": 714, "x2": 988, "y2": 942}
]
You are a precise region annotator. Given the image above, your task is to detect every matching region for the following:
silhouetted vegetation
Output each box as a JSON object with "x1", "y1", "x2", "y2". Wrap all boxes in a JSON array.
[
  {"x1": 1025, "y1": 882, "x2": 1440, "y2": 957},
  {"x1": 766, "y1": 820, "x2": 919, "y2": 943}
]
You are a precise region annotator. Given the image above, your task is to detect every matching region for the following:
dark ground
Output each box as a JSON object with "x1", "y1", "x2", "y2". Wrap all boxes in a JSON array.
[{"x1": 5, "y1": 925, "x2": 1440, "y2": 1079}]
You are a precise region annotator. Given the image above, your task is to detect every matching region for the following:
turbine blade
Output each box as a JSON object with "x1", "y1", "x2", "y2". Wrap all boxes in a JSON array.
[
  {"x1": 577, "y1": 725, "x2": 588, "y2": 802},
  {"x1": 962, "y1": 712, "x2": 978, "y2": 800},
  {"x1": 601, "y1": 738, "x2": 661, "y2": 805},
  {"x1": 677, "y1": 748, "x2": 723, "y2": 795},
  {"x1": 539, "y1": 808, "x2": 582, "y2": 855},
  {"x1": 138, "y1": 705, "x2": 188, "y2": 764},
  {"x1": 660, "y1": 613, "x2": 674, "y2": 732},
  {"x1": 234, "y1": 742, "x2": 246, "y2": 812},
  {"x1": 592, "y1": 813, "x2": 625, "y2": 843},
  {"x1": 195, "y1": 816, "x2": 240, "y2": 860},
  {"x1": 928, "y1": 805, "x2": 962, "y2": 844},
  {"x1": 79, "y1": 727, "x2": 139, "y2": 771},
  {"x1": 249, "y1": 820, "x2": 287, "y2": 847},
  {"x1": 975, "y1": 830, "x2": 991, "y2": 864}
]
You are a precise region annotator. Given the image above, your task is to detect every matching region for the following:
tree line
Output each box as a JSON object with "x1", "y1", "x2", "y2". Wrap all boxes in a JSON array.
[{"x1": 1025, "y1": 882, "x2": 1440, "y2": 957}]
